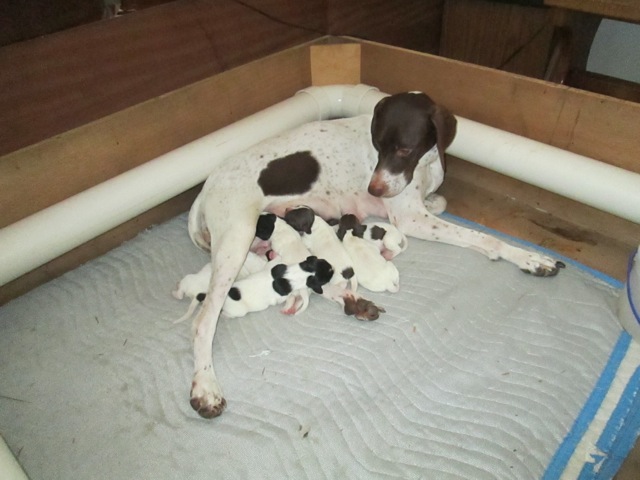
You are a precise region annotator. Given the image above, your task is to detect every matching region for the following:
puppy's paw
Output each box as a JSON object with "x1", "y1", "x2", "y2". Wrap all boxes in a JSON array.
[
  {"x1": 344, "y1": 295, "x2": 386, "y2": 321},
  {"x1": 190, "y1": 370, "x2": 226, "y2": 419}
]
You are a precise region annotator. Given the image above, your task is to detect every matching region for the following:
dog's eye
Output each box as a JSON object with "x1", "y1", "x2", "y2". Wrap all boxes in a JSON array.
[{"x1": 396, "y1": 147, "x2": 413, "y2": 158}]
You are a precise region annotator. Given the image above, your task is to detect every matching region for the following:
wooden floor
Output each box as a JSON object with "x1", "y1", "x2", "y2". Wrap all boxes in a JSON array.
[{"x1": 440, "y1": 157, "x2": 640, "y2": 479}]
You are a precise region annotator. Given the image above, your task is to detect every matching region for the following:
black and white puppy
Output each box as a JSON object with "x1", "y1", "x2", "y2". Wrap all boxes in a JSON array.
[
  {"x1": 337, "y1": 215, "x2": 400, "y2": 293},
  {"x1": 361, "y1": 221, "x2": 408, "y2": 260},
  {"x1": 284, "y1": 206, "x2": 358, "y2": 291},
  {"x1": 173, "y1": 252, "x2": 268, "y2": 324},
  {"x1": 255, "y1": 212, "x2": 315, "y2": 314},
  {"x1": 222, "y1": 255, "x2": 334, "y2": 318}
]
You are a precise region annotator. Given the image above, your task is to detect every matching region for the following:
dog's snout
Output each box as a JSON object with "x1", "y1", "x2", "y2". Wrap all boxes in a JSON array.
[{"x1": 368, "y1": 176, "x2": 387, "y2": 197}]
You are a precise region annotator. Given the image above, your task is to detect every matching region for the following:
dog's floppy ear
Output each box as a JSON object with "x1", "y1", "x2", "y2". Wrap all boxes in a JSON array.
[
  {"x1": 370, "y1": 96, "x2": 389, "y2": 151},
  {"x1": 429, "y1": 104, "x2": 457, "y2": 172}
]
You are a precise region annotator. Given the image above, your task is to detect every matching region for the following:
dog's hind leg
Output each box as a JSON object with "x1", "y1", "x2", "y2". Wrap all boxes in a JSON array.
[{"x1": 189, "y1": 203, "x2": 261, "y2": 418}]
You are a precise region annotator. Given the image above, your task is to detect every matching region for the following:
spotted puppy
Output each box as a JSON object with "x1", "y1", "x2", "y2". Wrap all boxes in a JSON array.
[
  {"x1": 337, "y1": 214, "x2": 400, "y2": 293},
  {"x1": 222, "y1": 256, "x2": 333, "y2": 318},
  {"x1": 255, "y1": 212, "x2": 314, "y2": 314},
  {"x1": 284, "y1": 206, "x2": 358, "y2": 293}
]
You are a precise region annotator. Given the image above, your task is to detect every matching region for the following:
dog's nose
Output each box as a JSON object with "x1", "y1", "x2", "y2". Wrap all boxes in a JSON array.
[{"x1": 368, "y1": 180, "x2": 387, "y2": 197}]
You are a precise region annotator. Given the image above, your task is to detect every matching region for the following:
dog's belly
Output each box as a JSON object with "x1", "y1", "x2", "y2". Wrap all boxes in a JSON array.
[{"x1": 266, "y1": 190, "x2": 386, "y2": 222}]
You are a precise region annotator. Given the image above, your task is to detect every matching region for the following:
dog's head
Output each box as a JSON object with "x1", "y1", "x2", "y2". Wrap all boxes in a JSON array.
[
  {"x1": 299, "y1": 255, "x2": 334, "y2": 294},
  {"x1": 368, "y1": 92, "x2": 457, "y2": 198},
  {"x1": 283, "y1": 206, "x2": 315, "y2": 234}
]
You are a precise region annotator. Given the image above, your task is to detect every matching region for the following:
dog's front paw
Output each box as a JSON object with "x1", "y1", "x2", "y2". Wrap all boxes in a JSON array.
[
  {"x1": 424, "y1": 193, "x2": 447, "y2": 215},
  {"x1": 519, "y1": 253, "x2": 566, "y2": 277},
  {"x1": 344, "y1": 295, "x2": 386, "y2": 321},
  {"x1": 190, "y1": 370, "x2": 226, "y2": 418}
]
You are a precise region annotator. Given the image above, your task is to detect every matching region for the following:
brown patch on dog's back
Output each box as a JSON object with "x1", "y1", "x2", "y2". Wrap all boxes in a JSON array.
[{"x1": 258, "y1": 151, "x2": 320, "y2": 196}]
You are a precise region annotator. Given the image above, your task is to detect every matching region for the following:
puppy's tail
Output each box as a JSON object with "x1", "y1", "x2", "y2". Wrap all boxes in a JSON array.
[{"x1": 173, "y1": 297, "x2": 202, "y2": 324}]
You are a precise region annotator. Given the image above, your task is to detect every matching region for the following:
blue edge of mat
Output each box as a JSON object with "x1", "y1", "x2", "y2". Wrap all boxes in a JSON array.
[{"x1": 441, "y1": 213, "x2": 640, "y2": 480}]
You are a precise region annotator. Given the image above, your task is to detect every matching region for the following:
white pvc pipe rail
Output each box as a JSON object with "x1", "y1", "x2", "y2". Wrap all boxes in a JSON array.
[{"x1": 1, "y1": 83, "x2": 639, "y2": 287}]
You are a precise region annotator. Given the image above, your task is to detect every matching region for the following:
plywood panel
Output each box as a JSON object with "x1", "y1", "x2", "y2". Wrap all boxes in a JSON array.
[
  {"x1": 545, "y1": 0, "x2": 640, "y2": 22},
  {"x1": 310, "y1": 43, "x2": 361, "y2": 85},
  {"x1": 441, "y1": 0, "x2": 554, "y2": 78},
  {"x1": 0, "y1": 44, "x2": 313, "y2": 228},
  {"x1": 0, "y1": 0, "x2": 322, "y2": 156},
  {"x1": 327, "y1": 0, "x2": 443, "y2": 53},
  {"x1": 360, "y1": 41, "x2": 640, "y2": 173}
]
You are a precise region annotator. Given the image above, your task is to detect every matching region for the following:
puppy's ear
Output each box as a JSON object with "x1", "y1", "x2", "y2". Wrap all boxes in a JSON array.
[
  {"x1": 353, "y1": 224, "x2": 367, "y2": 238},
  {"x1": 430, "y1": 104, "x2": 457, "y2": 172},
  {"x1": 306, "y1": 276, "x2": 324, "y2": 295},
  {"x1": 299, "y1": 255, "x2": 318, "y2": 273},
  {"x1": 337, "y1": 214, "x2": 359, "y2": 240},
  {"x1": 270, "y1": 264, "x2": 287, "y2": 279},
  {"x1": 256, "y1": 213, "x2": 276, "y2": 240},
  {"x1": 273, "y1": 278, "x2": 292, "y2": 296}
]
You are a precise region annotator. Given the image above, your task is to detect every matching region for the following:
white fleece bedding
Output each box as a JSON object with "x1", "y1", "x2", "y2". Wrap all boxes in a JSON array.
[{"x1": 0, "y1": 213, "x2": 638, "y2": 480}]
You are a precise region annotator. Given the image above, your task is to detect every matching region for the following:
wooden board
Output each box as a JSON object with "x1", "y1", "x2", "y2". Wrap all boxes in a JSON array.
[
  {"x1": 311, "y1": 43, "x2": 361, "y2": 86},
  {"x1": 0, "y1": 0, "x2": 322, "y2": 157},
  {"x1": 545, "y1": 0, "x2": 640, "y2": 22},
  {"x1": 327, "y1": 0, "x2": 443, "y2": 54},
  {"x1": 360, "y1": 41, "x2": 640, "y2": 174},
  {"x1": 0, "y1": 43, "x2": 314, "y2": 228}
]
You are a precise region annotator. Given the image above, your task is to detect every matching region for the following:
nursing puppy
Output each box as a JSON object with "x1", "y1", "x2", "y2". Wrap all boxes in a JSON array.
[
  {"x1": 362, "y1": 221, "x2": 408, "y2": 260},
  {"x1": 255, "y1": 212, "x2": 316, "y2": 314},
  {"x1": 173, "y1": 252, "x2": 267, "y2": 324},
  {"x1": 222, "y1": 255, "x2": 333, "y2": 318},
  {"x1": 338, "y1": 214, "x2": 400, "y2": 293},
  {"x1": 284, "y1": 206, "x2": 358, "y2": 292}
]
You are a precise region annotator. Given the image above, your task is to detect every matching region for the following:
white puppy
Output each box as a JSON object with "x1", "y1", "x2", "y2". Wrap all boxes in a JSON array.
[
  {"x1": 337, "y1": 215, "x2": 400, "y2": 293},
  {"x1": 284, "y1": 206, "x2": 358, "y2": 292},
  {"x1": 222, "y1": 256, "x2": 334, "y2": 318}
]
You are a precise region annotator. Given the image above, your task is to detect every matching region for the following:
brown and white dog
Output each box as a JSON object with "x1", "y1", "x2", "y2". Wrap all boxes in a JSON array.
[{"x1": 186, "y1": 92, "x2": 563, "y2": 418}]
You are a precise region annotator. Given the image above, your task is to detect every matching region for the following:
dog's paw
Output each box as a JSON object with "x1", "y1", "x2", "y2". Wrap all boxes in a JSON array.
[
  {"x1": 344, "y1": 295, "x2": 386, "y2": 321},
  {"x1": 424, "y1": 193, "x2": 447, "y2": 215},
  {"x1": 519, "y1": 253, "x2": 566, "y2": 277},
  {"x1": 190, "y1": 371, "x2": 226, "y2": 419}
]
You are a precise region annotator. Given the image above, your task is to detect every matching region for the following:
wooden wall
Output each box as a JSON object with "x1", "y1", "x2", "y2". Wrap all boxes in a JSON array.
[{"x1": 0, "y1": 0, "x2": 444, "y2": 158}]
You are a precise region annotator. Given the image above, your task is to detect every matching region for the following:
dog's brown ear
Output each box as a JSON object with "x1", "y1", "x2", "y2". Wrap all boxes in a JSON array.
[{"x1": 430, "y1": 105, "x2": 457, "y2": 172}]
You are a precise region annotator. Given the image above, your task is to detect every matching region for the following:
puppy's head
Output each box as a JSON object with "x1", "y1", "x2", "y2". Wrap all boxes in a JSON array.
[
  {"x1": 336, "y1": 214, "x2": 366, "y2": 240},
  {"x1": 255, "y1": 213, "x2": 276, "y2": 240},
  {"x1": 368, "y1": 92, "x2": 457, "y2": 198},
  {"x1": 283, "y1": 206, "x2": 315, "y2": 234},
  {"x1": 300, "y1": 256, "x2": 334, "y2": 294}
]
